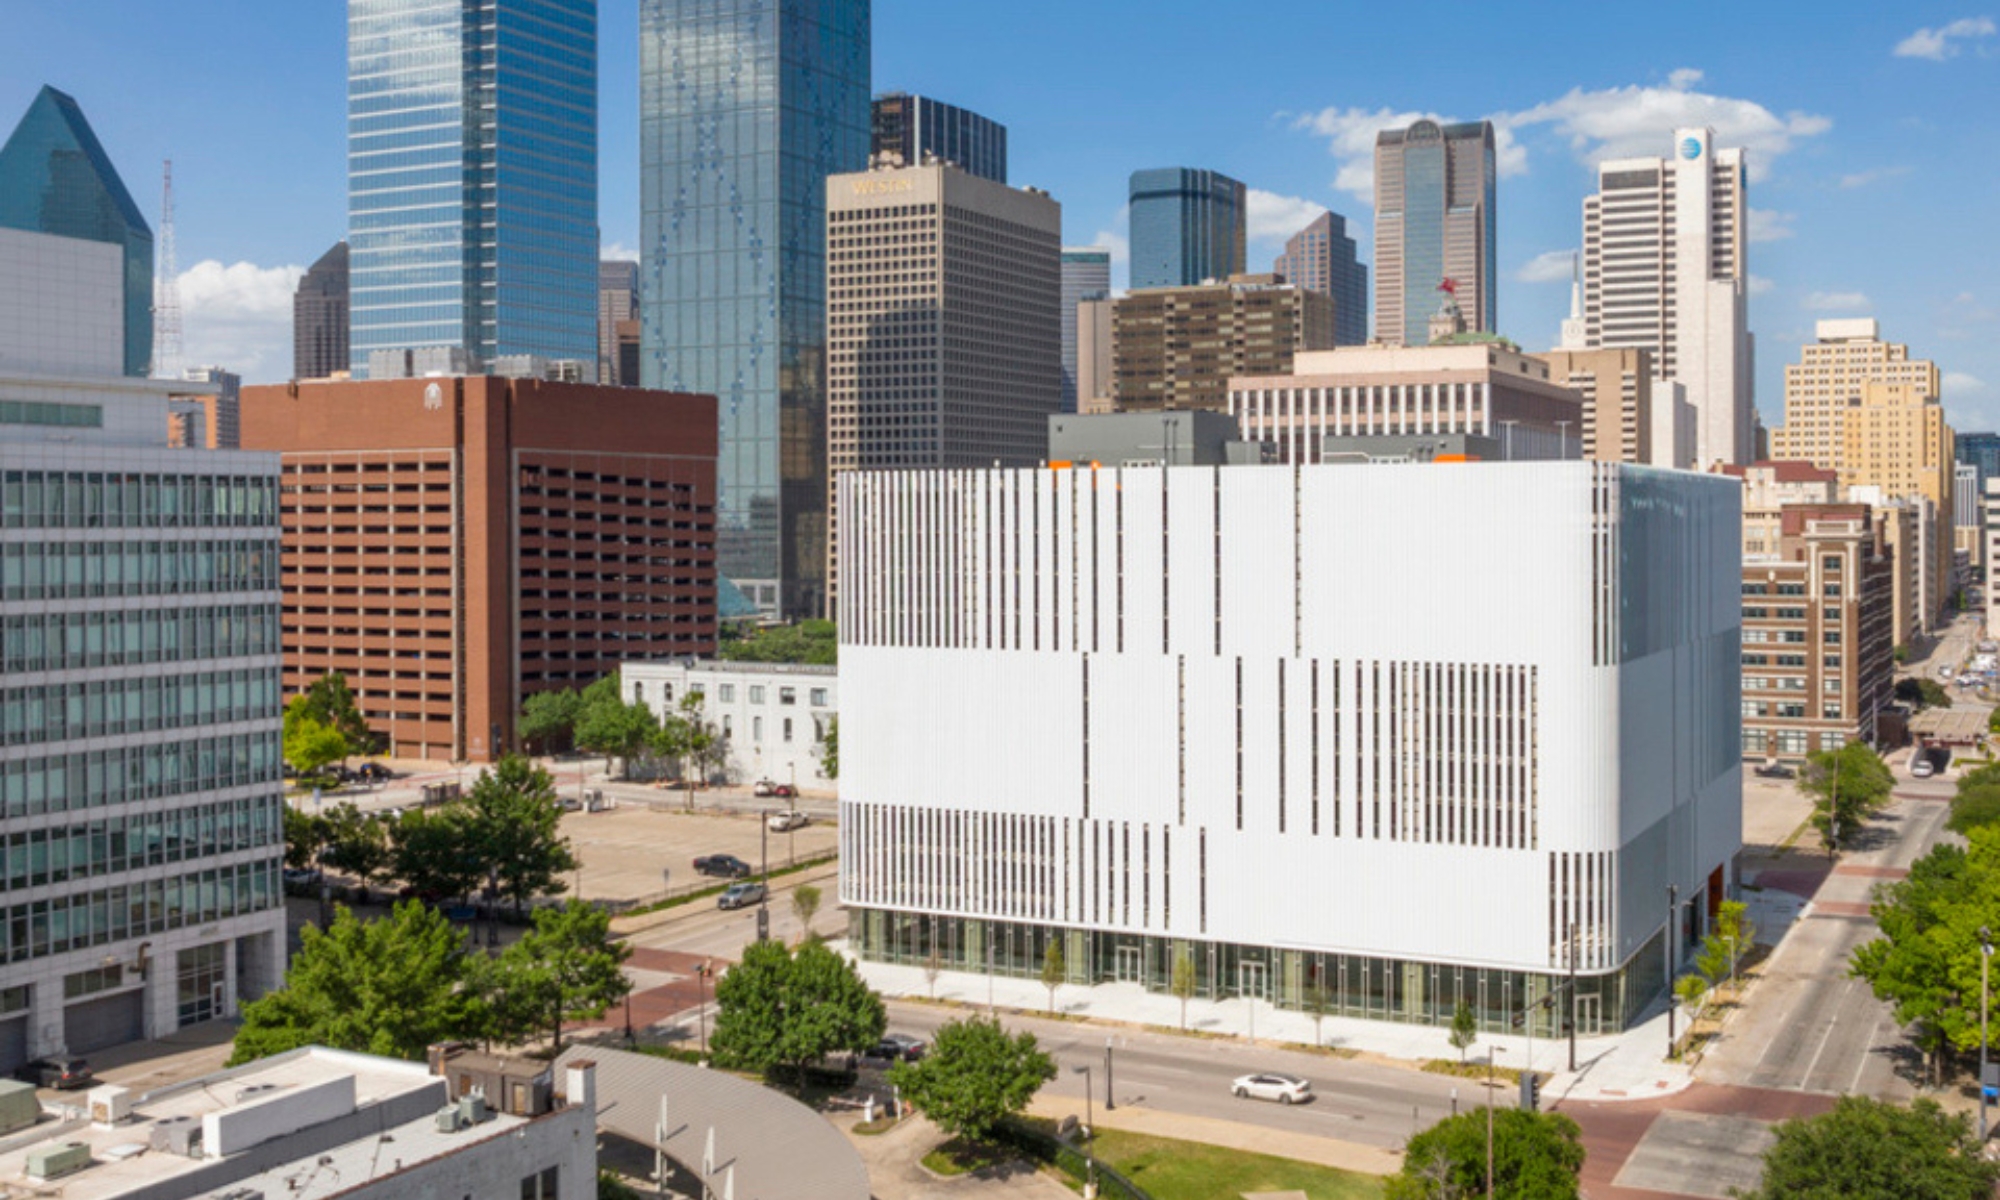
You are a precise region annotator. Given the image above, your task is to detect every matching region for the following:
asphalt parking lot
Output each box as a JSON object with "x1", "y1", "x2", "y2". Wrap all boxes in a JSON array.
[{"x1": 560, "y1": 804, "x2": 838, "y2": 905}]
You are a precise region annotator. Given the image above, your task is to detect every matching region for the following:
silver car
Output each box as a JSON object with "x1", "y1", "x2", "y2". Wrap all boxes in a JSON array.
[{"x1": 1231, "y1": 1072, "x2": 1312, "y2": 1104}]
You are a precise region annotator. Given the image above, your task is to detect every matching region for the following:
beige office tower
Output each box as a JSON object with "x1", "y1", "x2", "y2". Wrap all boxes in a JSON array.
[
  {"x1": 1581, "y1": 127, "x2": 1753, "y2": 467},
  {"x1": 1538, "y1": 347, "x2": 1657, "y2": 464},
  {"x1": 1076, "y1": 297, "x2": 1115, "y2": 414},
  {"x1": 824, "y1": 162, "x2": 1061, "y2": 601},
  {"x1": 1842, "y1": 382, "x2": 1955, "y2": 632},
  {"x1": 1113, "y1": 275, "x2": 1335, "y2": 411},
  {"x1": 1772, "y1": 319, "x2": 1941, "y2": 463}
]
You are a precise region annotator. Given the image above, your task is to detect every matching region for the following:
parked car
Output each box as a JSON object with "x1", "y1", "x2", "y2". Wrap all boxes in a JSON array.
[
  {"x1": 694, "y1": 854, "x2": 752, "y2": 878},
  {"x1": 557, "y1": 795, "x2": 584, "y2": 812},
  {"x1": 717, "y1": 882, "x2": 767, "y2": 910},
  {"x1": 354, "y1": 762, "x2": 393, "y2": 782},
  {"x1": 15, "y1": 1056, "x2": 92, "y2": 1091},
  {"x1": 1753, "y1": 763, "x2": 1796, "y2": 780},
  {"x1": 864, "y1": 1034, "x2": 928, "y2": 1063},
  {"x1": 281, "y1": 867, "x2": 323, "y2": 889},
  {"x1": 1231, "y1": 1072, "x2": 1312, "y2": 1105},
  {"x1": 1912, "y1": 749, "x2": 1942, "y2": 778},
  {"x1": 766, "y1": 810, "x2": 809, "y2": 832},
  {"x1": 753, "y1": 780, "x2": 776, "y2": 797}
]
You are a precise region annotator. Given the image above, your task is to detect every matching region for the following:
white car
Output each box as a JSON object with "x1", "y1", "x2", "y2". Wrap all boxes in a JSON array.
[
  {"x1": 1231, "y1": 1072, "x2": 1312, "y2": 1105},
  {"x1": 766, "y1": 810, "x2": 809, "y2": 832}
]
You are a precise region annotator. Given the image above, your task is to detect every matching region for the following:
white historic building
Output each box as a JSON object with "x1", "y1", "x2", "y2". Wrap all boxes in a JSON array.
[
  {"x1": 835, "y1": 461, "x2": 1742, "y2": 1034},
  {"x1": 622, "y1": 660, "x2": 836, "y2": 793}
]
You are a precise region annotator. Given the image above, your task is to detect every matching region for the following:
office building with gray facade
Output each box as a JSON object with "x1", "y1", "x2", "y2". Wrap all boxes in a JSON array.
[{"x1": 1273, "y1": 211, "x2": 1368, "y2": 347}]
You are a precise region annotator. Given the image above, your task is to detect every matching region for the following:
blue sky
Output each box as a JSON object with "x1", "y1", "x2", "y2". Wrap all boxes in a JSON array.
[{"x1": 3, "y1": 1, "x2": 1996, "y2": 431}]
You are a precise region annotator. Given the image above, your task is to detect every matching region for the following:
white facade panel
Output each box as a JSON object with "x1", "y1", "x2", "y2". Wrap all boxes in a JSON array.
[{"x1": 839, "y1": 462, "x2": 1742, "y2": 981}]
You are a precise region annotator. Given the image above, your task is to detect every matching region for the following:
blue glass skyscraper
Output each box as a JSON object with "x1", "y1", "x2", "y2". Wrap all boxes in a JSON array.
[
  {"x1": 347, "y1": 0, "x2": 599, "y2": 377},
  {"x1": 1372, "y1": 120, "x2": 1496, "y2": 346},
  {"x1": 0, "y1": 86, "x2": 153, "y2": 377},
  {"x1": 640, "y1": 0, "x2": 871, "y2": 619},
  {"x1": 1128, "y1": 168, "x2": 1246, "y2": 290}
]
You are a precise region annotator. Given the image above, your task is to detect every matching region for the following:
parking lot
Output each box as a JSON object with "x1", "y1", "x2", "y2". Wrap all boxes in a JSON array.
[{"x1": 523, "y1": 803, "x2": 834, "y2": 907}]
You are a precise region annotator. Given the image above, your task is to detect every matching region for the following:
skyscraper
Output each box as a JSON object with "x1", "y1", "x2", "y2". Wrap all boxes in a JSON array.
[
  {"x1": 1271, "y1": 211, "x2": 1368, "y2": 347},
  {"x1": 641, "y1": 0, "x2": 871, "y2": 620},
  {"x1": 1772, "y1": 319, "x2": 1940, "y2": 465},
  {"x1": 0, "y1": 86, "x2": 153, "y2": 377},
  {"x1": 1060, "y1": 248, "x2": 1111, "y2": 412},
  {"x1": 1128, "y1": 167, "x2": 1246, "y2": 290},
  {"x1": 598, "y1": 259, "x2": 638, "y2": 386},
  {"x1": 1372, "y1": 120, "x2": 1496, "y2": 347},
  {"x1": 293, "y1": 240, "x2": 348, "y2": 380},
  {"x1": 825, "y1": 162, "x2": 1061, "y2": 600},
  {"x1": 1580, "y1": 127, "x2": 1752, "y2": 467},
  {"x1": 870, "y1": 93, "x2": 1007, "y2": 183},
  {"x1": 0, "y1": 87, "x2": 285, "y2": 1063},
  {"x1": 347, "y1": 0, "x2": 598, "y2": 377}
]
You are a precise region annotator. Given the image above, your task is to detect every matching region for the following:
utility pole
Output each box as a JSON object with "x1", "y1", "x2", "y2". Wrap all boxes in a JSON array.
[
  {"x1": 1105, "y1": 1037, "x2": 1115, "y2": 1111},
  {"x1": 1568, "y1": 922, "x2": 1579, "y2": 1073},
  {"x1": 1075, "y1": 1064, "x2": 1098, "y2": 1200},
  {"x1": 1983, "y1": 927, "x2": 1994, "y2": 1140},
  {"x1": 1667, "y1": 885, "x2": 1679, "y2": 1056}
]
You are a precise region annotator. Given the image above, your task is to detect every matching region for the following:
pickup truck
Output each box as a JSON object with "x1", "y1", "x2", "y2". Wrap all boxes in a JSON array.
[{"x1": 693, "y1": 854, "x2": 752, "y2": 878}]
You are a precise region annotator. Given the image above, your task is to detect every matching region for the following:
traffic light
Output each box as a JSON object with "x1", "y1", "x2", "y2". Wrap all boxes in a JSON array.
[{"x1": 1519, "y1": 1070, "x2": 1539, "y2": 1112}]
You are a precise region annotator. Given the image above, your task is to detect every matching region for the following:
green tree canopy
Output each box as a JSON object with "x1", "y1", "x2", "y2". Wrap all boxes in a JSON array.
[
  {"x1": 1948, "y1": 763, "x2": 2000, "y2": 836},
  {"x1": 819, "y1": 715, "x2": 839, "y2": 780},
  {"x1": 1896, "y1": 677, "x2": 1954, "y2": 712},
  {"x1": 1386, "y1": 1108, "x2": 1585, "y2": 1200},
  {"x1": 283, "y1": 699, "x2": 350, "y2": 782},
  {"x1": 298, "y1": 672, "x2": 375, "y2": 752},
  {"x1": 1447, "y1": 1001, "x2": 1477, "y2": 1064},
  {"x1": 520, "y1": 688, "x2": 586, "y2": 754},
  {"x1": 465, "y1": 754, "x2": 577, "y2": 915},
  {"x1": 230, "y1": 901, "x2": 479, "y2": 1065},
  {"x1": 1850, "y1": 831, "x2": 1992, "y2": 1079},
  {"x1": 1799, "y1": 742, "x2": 1895, "y2": 852},
  {"x1": 718, "y1": 619, "x2": 837, "y2": 665},
  {"x1": 888, "y1": 1017, "x2": 1057, "y2": 1143},
  {"x1": 1735, "y1": 1096, "x2": 2000, "y2": 1200},
  {"x1": 710, "y1": 939, "x2": 886, "y2": 1079},
  {"x1": 284, "y1": 806, "x2": 329, "y2": 871},
  {"x1": 391, "y1": 806, "x2": 484, "y2": 901},
  {"x1": 574, "y1": 674, "x2": 658, "y2": 774},
  {"x1": 321, "y1": 802, "x2": 392, "y2": 895},
  {"x1": 485, "y1": 900, "x2": 630, "y2": 1052}
]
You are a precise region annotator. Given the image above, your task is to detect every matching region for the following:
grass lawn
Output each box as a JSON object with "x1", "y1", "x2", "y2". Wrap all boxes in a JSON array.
[
  {"x1": 1084, "y1": 1129, "x2": 1385, "y2": 1200},
  {"x1": 922, "y1": 1137, "x2": 1022, "y2": 1177}
]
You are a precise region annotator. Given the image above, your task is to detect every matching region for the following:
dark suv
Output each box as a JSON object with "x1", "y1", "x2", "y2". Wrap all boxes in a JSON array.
[
  {"x1": 16, "y1": 1056, "x2": 91, "y2": 1090},
  {"x1": 694, "y1": 854, "x2": 752, "y2": 878}
]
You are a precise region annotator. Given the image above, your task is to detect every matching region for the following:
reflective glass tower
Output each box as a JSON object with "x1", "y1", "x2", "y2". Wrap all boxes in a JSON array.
[
  {"x1": 1128, "y1": 167, "x2": 1246, "y2": 291},
  {"x1": 0, "y1": 86, "x2": 153, "y2": 377},
  {"x1": 1372, "y1": 120, "x2": 1496, "y2": 346},
  {"x1": 347, "y1": 0, "x2": 599, "y2": 377},
  {"x1": 871, "y1": 93, "x2": 1007, "y2": 183},
  {"x1": 640, "y1": 0, "x2": 872, "y2": 620}
]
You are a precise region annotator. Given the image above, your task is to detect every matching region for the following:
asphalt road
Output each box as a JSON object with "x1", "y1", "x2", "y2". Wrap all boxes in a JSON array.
[{"x1": 877, "y1": 1002, "x2": 1465, "y2": 1152}]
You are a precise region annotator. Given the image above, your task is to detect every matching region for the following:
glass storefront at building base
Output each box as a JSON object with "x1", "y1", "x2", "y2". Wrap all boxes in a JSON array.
[{"x1": 850, "y1": 908, "x2": 1668, "y2": 1038}]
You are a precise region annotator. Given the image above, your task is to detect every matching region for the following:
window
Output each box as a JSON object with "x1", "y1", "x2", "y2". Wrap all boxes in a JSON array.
[
  {"x1": 520, "y1": 1167, "x2": 559, "y2": 1200},
  {"x1": 779, "y1": 687, "x2": 797, "y2": 706},
  {"x1": 1823, "y1": 705, "x2": 1843, "y2": 719},
  {"x1": 810, "y1": 688, "x2": 829, "y2": 707},
  {"x1": 753, "y1": 716, "x2": 763, "y2": 743},
  {"x1": 722, "y1": 715, "x2": 732, "y2": 738},
  {"x1": 749, "y1": 686, "x2": 766, "y2": 705},
  {"x1": 718, "y1": 684, "x2": 735, "y2": 703},
  {"x1": 662, "y1": 683, "x2": 674, "y2": 703},
  {"x1": 1823, "y1": 555, "x2": 1842, "y2": 572},
  {"x1": 783, "y1": 718, "x2": 793, "y2": 743},
  {"x1": 633, "y1": 683, "x2": 644, "y2": 703}
]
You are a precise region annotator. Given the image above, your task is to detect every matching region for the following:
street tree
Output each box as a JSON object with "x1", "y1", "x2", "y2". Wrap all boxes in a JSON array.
[
  {"x1": 1041, "y1": 938, "x2": 1065, "y2": 1016},
  {"x1": 791, "y1": 884, "x2": 822, "y2": 943},
  {"x1": 1447, "y1": 1000, "x2": 1478, "y2": 1065},
  {"x1": 1896, "y1": 677, "x2": 1954, "y2": 712},
  {"x1": 819, "y1": 715, "x2": 839, "y2": 780},
  {"x1": 283, "y1": 699, "x2": 349, "y2": 784},
  {"x1": 1948, "y1": 764, "x2": 2000, "y2": 835},
  {"x1": 1850, "y1": 836, "x2": 1986, "y2": 1083},
  {"x1": 710, "y1": 939, "x2": 885, "y2": 1082},
  {"x1": 1302, "y1": 983, "x2": 1333, "y2": 1048},
  {"x1": 1385, "y1": 1108, "x2": 1585, "y2": 1200},
  {"x1": 1713, "y1": 899, "x2": 1755, "y2": 990},
  {"x1": 1799, "y1": 741, "x2": 1895, "y2": 852},
  {"x1": 284, "y1": 806, "x2": 329, "y2": 871},
  {"x1": 924, "y1": 948, "x2": 944, "y2": 1001},
  {"x1": 718, "y1": 619, "x2": 837, "y2": 666},
  {"x1": 391, "y1": 806, "x2": 484, "y2": 902},
  {"x1": 465, "y1": 754, "x2": 577, "y2": 917},
  {"x1": 1735, "y1": 1096, "x2": 2000, "y2": 1200},
  {"x1": 574, "y1": 675, "x2": 658, "y2": 778},
  {"x1": 677, "y1": 693, "x2": 727, "y2": 786},
  {"x1": 230, "y1": 901, "x2": 479, "y2": 1065},
  {"x1": 1170, "y1": 943, "x2": 1197, "y2": 1031},
  {"x1": 322, "y1": 802, "x2": 392, "y2": 902},
  {"x1": 1673, "y1": 974, "x2": 1710, "y2": 1031},
  {"x1": 520, "y1": 688, "x2": 585, "y2": 754},
  {"x1": 298, "y1": 672, "x2": 375, "y2": 753},
  {"x1": 888, "y1": 1017, "x2": 1056, "y2": 1144},
  {"x1": 487, "y1": 900, "x2": 631, "y2": 1053}
]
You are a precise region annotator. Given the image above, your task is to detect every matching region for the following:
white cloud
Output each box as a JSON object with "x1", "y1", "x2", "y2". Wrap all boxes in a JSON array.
[
  {"x1": 177, "y1": 259, "x2": 305, "y2": 384},
  {"x1": 1946, "y1": 371, "x2": 1989, "y2": 395},
  {"x1": 1514, "y1": 249, "x2": 1577, "y2": 284},
  {"x1": 1748, "y1": 209, "x2": 1796, "y2": 243},
  {"x1": 1293, "y1": 71, "x2": 1829, "y2": 203},
  {"x1": 1748, "y1": 274, "x2": 1776, "y2": 296},
  {"x1": 1090, "y1": 230, "x2": 1128, "y2": 268},
  {"x1": 1246, "y1": 189, "x2": 1328, "y2": 247},
  {"x1": 600, "y1": 241, "x2": 640, "y2": 264},
  {"x1": 1802, "y1": 290, "x2": 1870, "y2": 311},
  {"x1": 1894, "y1": 17, "x2": 1996, "y2": 60},
  {"x1": 1838, "y1": 166, "x2": 1911, "y2": 189}
]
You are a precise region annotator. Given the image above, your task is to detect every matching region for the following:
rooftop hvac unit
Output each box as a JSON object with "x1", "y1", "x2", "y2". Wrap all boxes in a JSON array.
[
  {"x1": 90, "y1": 1084, "x2": 134, "y2": 1126},
  {"x1": 435, "y1": 1104, "x2": 467, "y2": 1133},
  {"x1": 25, "y1": 1141, "x2": 91, "y2": 1181},
  {"x1": 150, "y1": 1114, "x2": 203, "y2": 1157},
  {"x1": 457, "y1": 1094, "x2": 488, "y2": 1125}
]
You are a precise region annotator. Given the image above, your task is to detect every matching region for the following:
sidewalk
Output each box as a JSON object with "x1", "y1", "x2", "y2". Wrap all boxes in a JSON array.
[{"x1": 846, "y1": 951, "x2": 1693, "y2": 1105}]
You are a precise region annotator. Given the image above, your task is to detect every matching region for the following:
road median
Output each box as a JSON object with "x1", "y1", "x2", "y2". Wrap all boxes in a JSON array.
[{"x1": 1027, "y1": 1092, "x2": 1402, "y2": 1177}]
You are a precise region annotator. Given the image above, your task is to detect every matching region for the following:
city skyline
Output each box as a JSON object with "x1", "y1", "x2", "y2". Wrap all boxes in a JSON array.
[{"x1": 0, "y1": 3, "x2": 1993, "y2": 430}]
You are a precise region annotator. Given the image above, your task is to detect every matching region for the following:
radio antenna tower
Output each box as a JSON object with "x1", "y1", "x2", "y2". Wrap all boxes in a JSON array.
[{"x1": 152, "y1": 159, "x2": 183, "y2": 379}]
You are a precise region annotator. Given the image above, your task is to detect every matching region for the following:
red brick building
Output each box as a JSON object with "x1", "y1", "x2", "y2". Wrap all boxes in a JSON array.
[{"x1": 242, "y1": 376, "x2": 717, "y2": 761}]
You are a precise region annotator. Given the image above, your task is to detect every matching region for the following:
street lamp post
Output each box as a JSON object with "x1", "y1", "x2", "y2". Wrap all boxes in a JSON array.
[
  {"x1": 1667, "y1": 884, "x2": 1679, "y2": 1056},
  {"x1": 1983, "y1": 927, "x2": 1994, "y2": 1140},
  {"x1": 1074, "y1": 1064, "x2": 1098, "y2": 1200},
  {"x1": 1105, "y1": 1038, "x2": 1115, "y2": 1112},
  {"x1": 1567, "y1": 922, "x2": 1579, "y2": 1073}
]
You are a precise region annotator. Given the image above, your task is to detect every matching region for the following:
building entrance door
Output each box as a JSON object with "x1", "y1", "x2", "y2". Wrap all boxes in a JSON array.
[
  {"x1": 1238, "y1": 961, "x2": 1269, "y2": 1001},
  {"x1": 1114, "y1": 947, "x2": 1144, "y2": 983},
  {"x1": 1574, "y1": 993, "x2": 1602, "y2": 1037}
]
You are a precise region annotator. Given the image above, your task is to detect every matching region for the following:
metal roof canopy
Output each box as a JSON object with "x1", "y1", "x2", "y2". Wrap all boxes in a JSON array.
[
  {"x1": 554, "y1": 1045, "x2": 869, "y2": 1200},
  {"x1": 1909, "y1": 708, "x2": 1988, "y2": 745}
]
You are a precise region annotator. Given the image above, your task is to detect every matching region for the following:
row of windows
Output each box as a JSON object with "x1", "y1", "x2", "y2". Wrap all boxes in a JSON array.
[
  {"x1": 0, "y1": 539, "x2": 278, "y2": 601},
  {"x1": 2, "y1": 796, "x2": 281, "y2": 891},
  {"x1": 642, "y1": 681, "x2": 831, "y2": 708},
  {"x1": 0, "y1": 734, "x2": 280, "y2": 818},
  {"x1": 0, "y1": 604, "x2": 279, "y2": 674},
  {"x1": 0, "y1": 400, "x2": 101, "y2": 429},
  {"x1": 2, "y1": 861, "x2": 280, "y2": 965},
  {"x1": 1, "y1": 471, "x2": 275, "y2": 530},
  {"x1": 0, "y1": 669, "x2": 280, "y2": 748}
]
